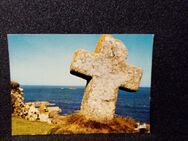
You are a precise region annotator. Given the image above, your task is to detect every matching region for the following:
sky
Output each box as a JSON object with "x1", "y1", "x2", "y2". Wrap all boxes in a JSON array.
[{"x1": 8, "y1": 34, "x2": 154, "y2": 87}]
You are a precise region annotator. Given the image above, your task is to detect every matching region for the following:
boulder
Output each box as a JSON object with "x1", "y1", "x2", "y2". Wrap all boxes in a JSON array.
[
  {"x1": 49, "y1": 110, "x2": 59, "y2": 118},
  {"x1": 25, "y1": 105, "x2": 40, "y2": 121},
  {"x1": 38, "y1": 104, "x2": 48, "y2": 113}
]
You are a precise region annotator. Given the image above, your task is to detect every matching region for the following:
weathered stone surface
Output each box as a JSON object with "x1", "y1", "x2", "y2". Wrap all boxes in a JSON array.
[
  {"x1": 47, "y1": 107, "x2": 62, "y2": 113},
  {"x1": 70, "y1": 34, "x2": 143, "y2": 123},
  {"x1": 11, "y1": 81, "x2": 27, "y2": 117},
  {"x1": 39, "y1": 113, "x2": 51, "y2": 123},
  {"x1": 49, "y1": 110, "x2": 59, "y2": 118},
  {"x1": 25, "y1": 105, "x2": 40, "y2": 121},
  {"x1": 38, "y1": 104, "x2": 48, "y2": 113}
]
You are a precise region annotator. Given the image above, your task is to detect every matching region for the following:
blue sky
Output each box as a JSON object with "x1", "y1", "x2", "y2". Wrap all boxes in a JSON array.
[{"x1": 8, "y1": 34, "x2": 154, "y2": 87}]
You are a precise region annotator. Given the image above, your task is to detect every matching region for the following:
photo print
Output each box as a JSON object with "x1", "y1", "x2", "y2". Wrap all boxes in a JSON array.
[{"x1": 8, "y1": 34, "x2": 154, "y2": 135}]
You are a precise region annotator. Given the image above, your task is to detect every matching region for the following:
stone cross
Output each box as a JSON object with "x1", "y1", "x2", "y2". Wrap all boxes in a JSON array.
[{"x1": 70, "y1": 35, "x2": 143, "y2": 123}]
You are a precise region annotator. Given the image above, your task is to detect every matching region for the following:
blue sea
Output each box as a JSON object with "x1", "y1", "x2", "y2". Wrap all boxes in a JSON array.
[{"x1": 21, "y1": 85, "x2": 150, "y2": 123}]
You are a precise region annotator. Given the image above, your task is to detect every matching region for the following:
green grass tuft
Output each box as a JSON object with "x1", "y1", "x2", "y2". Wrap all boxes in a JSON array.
[{"x1": 12, "y1": 116, "x2": 55, "y2": 135}]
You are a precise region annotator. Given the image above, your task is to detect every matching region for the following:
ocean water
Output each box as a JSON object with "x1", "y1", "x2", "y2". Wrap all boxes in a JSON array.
[{"x1": 22, "y1": 85, "x2": 150, "y2": 123}]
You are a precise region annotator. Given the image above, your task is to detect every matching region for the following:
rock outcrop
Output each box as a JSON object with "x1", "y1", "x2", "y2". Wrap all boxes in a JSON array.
[
  {"x1": 11, "y1": 81, "x2": 27, "y2": 118},
  {"x1": 11, "y1": 81, "x2": 62, "y2": 123}
]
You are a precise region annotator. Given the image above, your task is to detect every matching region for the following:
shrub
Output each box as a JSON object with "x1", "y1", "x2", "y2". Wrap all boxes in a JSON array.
[{"x1": 11, "y1": 81, "x2": 20, "y2": 90}]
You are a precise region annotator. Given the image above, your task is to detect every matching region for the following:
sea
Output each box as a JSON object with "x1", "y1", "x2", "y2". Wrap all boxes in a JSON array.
[{"x1": 21, "y1": 85, "x2": 150, "y2": 123}]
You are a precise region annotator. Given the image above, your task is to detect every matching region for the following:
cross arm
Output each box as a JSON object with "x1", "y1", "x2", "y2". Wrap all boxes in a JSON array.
[
  {"x1": 70, "y1": 49, "x2": 96, "y2": 80},
  {"x1": 120, "y1": 64, "x2": 143, "y2": 91}
]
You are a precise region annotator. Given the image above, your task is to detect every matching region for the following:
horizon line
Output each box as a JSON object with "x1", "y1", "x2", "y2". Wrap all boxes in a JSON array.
[{"x1": 20, "y1": 84, "x2": 151, "y2": 87}]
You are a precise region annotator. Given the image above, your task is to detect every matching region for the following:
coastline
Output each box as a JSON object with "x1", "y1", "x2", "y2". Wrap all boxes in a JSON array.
[
  {"x1": 22, "y1": 85, "x2": 150, "y2": 123},
  {"x1": 11, "y1": 82, "x2": 150, "y2": 135}
]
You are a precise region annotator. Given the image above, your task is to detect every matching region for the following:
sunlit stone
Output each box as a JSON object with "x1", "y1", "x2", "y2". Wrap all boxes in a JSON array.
[{"x1": 70, "y1": 34, "x2": 143, "y2": 123}]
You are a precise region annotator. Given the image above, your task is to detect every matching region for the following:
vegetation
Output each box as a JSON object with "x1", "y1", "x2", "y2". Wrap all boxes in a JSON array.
[
  {"x1": 10, "y1": 81, "x2": 20, "y2": 90},
  {"x1": 12, "y1": 113, "x2": 149, "y2": 135},
  {"x1": 12, "y1": 116, "x2": 55, "y2": 135},
  {"x1": 50, "y1": 112, "x2": 138, "y2": 134}
]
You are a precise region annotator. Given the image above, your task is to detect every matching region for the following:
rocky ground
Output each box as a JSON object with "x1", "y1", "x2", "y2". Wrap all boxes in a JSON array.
[{"x1": 11, "y1": 81, "x2": 62, "y2": 124}]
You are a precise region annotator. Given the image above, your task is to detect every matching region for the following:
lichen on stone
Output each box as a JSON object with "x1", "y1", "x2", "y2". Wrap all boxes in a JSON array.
[{"x1": 70, "y1": 34, "x2": 143, "y2": 123}]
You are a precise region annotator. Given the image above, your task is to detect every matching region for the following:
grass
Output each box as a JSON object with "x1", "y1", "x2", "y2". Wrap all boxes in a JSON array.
[
  {"x1": 50, "y1": 112, "x2": 139, "y2": 134},
  {"x1": 12, "y1": 113, "x2": 149, "y2": 135},
  {"x1": 12, "y1": 116, "x2": 55, "y2": 135}
]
